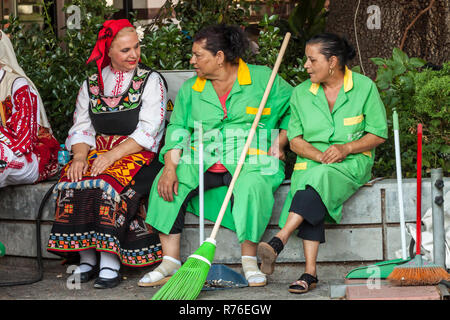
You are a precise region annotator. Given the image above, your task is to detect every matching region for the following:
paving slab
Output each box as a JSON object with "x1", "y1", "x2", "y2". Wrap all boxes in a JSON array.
[
  {"x1": 346, "y1": 283, "x2": 442, "y2": 300},
  {"x1": 0, "y1": 257, "x2": 334, "y2": 301}
]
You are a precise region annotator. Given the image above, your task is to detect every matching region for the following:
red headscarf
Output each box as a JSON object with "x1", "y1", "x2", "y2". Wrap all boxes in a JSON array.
[{"x1": 86, "y1": 19, "x2": 135, "y2": 93}]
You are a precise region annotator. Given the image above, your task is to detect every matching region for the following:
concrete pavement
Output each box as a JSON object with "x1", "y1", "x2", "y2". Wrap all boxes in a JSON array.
[{"x1": 0, "y1": 257, "x2": 335, "y2": 300}]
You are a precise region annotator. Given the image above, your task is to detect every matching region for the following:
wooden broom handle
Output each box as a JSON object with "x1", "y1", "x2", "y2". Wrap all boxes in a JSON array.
[{"x1": 209, "y1": 32, "x2": 291, "y2": 240}]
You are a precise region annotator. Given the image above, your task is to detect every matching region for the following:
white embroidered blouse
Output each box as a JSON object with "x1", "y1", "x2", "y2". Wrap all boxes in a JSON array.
[{"x1": 65, "y1": 65, "x2": 167, "y2": 153}]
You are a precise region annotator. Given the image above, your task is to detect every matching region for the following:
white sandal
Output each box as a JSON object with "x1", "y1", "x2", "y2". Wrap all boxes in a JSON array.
[
  {"x1": 138, "y1": 256, "x2": 180, "y2": 287},
  {"x1": 138, "y1": 270, "x2": 173, "y2": 287},
  {"x1": 244, "y1": 269, "x2": 267, "y2": 287},
  {"x1": 241, "y1": 256, "x2": 267, "y2": 287}
]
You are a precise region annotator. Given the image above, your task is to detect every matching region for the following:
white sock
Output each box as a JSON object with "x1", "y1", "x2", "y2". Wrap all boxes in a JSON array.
[
  {"x1": 99, "y1": 252, "x2": 121, "y2": 279},
  {"x1": 77, "y1": 249, "x2": 97, "y2": 273},
  {"x1": 242, "y1": 255, "x2": 266, "y2": 283},
  {"x1": 153, "y1": 256, "x2": 181, "y2": 277},
  {"x1": 139, "y1": 256, "x2": 181, "y2": 284}
]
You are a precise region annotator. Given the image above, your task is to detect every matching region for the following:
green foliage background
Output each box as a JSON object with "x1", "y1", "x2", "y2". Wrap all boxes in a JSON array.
[{"x1": 4, "y1": 0, "x2": 448, "y2": 178}]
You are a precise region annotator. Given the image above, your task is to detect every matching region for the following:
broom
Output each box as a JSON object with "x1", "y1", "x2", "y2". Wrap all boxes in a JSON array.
[
  {"x1": 152, "y1": 32, "x2": 291, "y2": 300},
  {"x1": 388, "y1": 123, "x2": 450, "y2": 286}
]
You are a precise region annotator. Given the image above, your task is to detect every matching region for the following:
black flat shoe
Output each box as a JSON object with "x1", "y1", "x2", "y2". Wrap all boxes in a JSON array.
[
  {"x1": 74, "y1": 263, "x2": 98, "y2": 283},
  {"x1": 93, "y1": 267, "x2": 121, "y2": 289}
]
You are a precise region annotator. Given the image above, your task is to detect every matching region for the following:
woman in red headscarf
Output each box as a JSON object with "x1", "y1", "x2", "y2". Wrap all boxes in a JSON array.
[{"x1": 46, "y1": 20, "x2": 168, "y2": 289}]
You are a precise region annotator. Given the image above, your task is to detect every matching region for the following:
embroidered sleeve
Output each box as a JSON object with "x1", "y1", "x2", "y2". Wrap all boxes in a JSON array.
[
  {"x1": 0, "y1": 78, "x2": 38, "y2": 157},
  {"x1": 128, "y1": 72, "x2": 167, "y2": 151},
  {"x1": 65, "y1": 81, "x2": 96, "y2": 151}
]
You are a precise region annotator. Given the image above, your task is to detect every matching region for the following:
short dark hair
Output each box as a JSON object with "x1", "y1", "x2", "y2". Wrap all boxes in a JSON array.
[
  {"x1": 306, "y1": 33, "x2": 356, "y2": 72},
  {"x1": 193, "y1": 24, "x2": 249, "y2": 64}
]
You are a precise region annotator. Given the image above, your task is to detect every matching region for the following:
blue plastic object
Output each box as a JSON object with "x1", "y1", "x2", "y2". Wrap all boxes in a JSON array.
[
  {"x1": 202, "y1": 264, "x2": 248, "y2": 291},
  {"x1": 58, "y1": 144, "x2": 70, "y2": 166}
]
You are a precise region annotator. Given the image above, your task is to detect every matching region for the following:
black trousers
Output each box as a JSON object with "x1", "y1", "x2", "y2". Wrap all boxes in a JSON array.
[
  {"x1": 169, "y1": 171, "x2": 233, "y2": 234},
  {"x1": 288, "y1": 186, "x2": 327, "y2": 243}
]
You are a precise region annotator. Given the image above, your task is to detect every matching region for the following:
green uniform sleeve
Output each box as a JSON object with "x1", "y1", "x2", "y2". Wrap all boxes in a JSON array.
[
  {"x1": 159, "y1": 82, "x2": 193, "y2": 163},
  {"x1": 363, "y1": 82, "x2": 388, "y2": 139},
  {"x1": 287, "y1": 88, "x2": 304, "y2": 141}
]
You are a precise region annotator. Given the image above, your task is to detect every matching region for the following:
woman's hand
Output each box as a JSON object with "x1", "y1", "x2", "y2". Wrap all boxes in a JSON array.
[
  {"x1": 321, "y1": 144, "x2": 351, "y2": 164},
  {"x1": 67, "y1": 157, "x2": 89, "y2": 182},
  {"x1": 90, "y1": 138, "x2": 143, "y2": 177},
  {"x1": 289, "y1": 135, "x2": 323, "y2": 163},
  {"x1": 268, "y1": 129, "x2": 288, "y2": 161},
  {"x1": 268, "y1": 146, "x2": 286, "y2": 161},
  {"x1": 321, "y1": 133, "x2": 386, "y2": 164},
  {"x1": 157, "y1": 167, "x2": 179, "y2": 202},
  {"x1": 68, "y1": 143, "x2": 91, "y2": 182},
  {"x1": 157, "y1": 149, "x2": 182, "y2": 202},
  {"x1": 90, "y1": 150, "x2": 118, "y2": 177}
]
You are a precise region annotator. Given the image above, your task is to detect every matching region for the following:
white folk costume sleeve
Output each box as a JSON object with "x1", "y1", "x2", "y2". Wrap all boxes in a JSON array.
[
  {"x1": 128, "y1": 72, "x2": 167, "y2": 152},
  {"x1": 65, "y1": 81, "x2": 96, "y2": 151}
]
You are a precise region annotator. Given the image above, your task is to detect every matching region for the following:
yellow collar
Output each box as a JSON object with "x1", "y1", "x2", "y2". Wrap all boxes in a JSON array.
[
  {"x1": 192, "y1": 58, "x2": 251, "y2": 92},
  {"x1": 309, "y1": 66, "x2": 353, "y2": 95}
]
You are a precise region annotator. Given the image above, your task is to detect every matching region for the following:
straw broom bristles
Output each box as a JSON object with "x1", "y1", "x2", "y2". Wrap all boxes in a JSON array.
[
  {"x1": 387, "y1": 255, "x2": 450, "y2": 286},
  {"x1": 151, "y1": 239, "x2": 216, "y2": 300}
]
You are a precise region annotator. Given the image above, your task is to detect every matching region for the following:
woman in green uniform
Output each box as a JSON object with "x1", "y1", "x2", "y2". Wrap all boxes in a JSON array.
[
  {"x1": 257, "y1": 33, "x2": 387, "y2": 294},
  {"x1": 138, "y1": 24, "x2": 292, "y2": 287}
]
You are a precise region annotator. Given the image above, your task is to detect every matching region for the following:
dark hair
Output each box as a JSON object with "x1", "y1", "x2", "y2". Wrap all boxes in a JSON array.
[
  {"x1": 193, "y1": 24, "x2": 249, "y2": 64},
  {"x1": 306, "y1": 33, "x2": 356, "y2": 72}
]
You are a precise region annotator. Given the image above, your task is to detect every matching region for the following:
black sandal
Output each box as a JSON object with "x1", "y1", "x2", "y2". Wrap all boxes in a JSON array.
[
  {"x1": 257, "y1": 237, "x2": 284, "y2": 275},
  {"x1": 288, "y1": 273, "x2": 318, "y2": 294}
]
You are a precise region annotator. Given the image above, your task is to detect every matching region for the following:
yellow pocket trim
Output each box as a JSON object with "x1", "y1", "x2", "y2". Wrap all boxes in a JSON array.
[
  {"x1": 344, "y1": 114, "x2": 364, "y2": 126},
  {"x1": 362, "y1": 151, "x2": 372, "y2": 158},
  {"x1": 247, "y1": 148, "x2": 267, "y2": 155},
  {"x1": 294, "y1": 162, "x2": 307, "y2": 170},
  {"x1": 246, "y1": 107, "x2": 271, "y2": 115}
]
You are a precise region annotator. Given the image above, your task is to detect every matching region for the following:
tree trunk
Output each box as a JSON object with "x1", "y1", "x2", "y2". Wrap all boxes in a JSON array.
[{"x1": 325, "y1": 0, "x2": 450, "y2": 79}]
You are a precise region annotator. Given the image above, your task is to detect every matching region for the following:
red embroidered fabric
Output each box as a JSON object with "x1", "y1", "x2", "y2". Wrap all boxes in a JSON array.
[{"x1": 0, "y1": 85, "x2": 38, "y2": 160}]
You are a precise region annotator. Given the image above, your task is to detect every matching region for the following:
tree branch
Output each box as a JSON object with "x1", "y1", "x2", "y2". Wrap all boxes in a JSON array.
[{"x1": 399, "y1": 0, "x2": 436, "y2": 50}]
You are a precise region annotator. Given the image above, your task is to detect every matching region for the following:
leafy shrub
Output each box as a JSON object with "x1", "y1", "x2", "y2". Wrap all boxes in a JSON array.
[
  {"x1": 371, "y1": 49, "x2": 449, "y2": 177},
  {"x1": 6, "y1": 1, "x2": 447, "y2": 178},
  {"x1": 412, "y1": 63, "x2": 449, "y2": 171}
]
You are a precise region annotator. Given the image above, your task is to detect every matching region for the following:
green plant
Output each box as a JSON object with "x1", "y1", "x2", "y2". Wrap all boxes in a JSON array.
[
  {"x1": 286, "y1": 0, "x2": 327, "y2": 53},
  {"x1": 140, "y1": 23, "x2": 190, "y2": 70},
  {"x1": 144, "y1": 0, "x2": 252, "y2": 70},
  {"x1": 412, "y1": 62, "x2": 449, "y2": 171},
  {"x1": 278, "y1": 0, "x2": 327, "y2": 88},
  {"x1": 371, "y1": 48, "x2": 449, "y2": 177}
]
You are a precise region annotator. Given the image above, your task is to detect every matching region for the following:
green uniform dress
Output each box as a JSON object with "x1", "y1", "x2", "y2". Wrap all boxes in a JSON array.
[
  {"x1": 279, "y1": 67, "x2": 387, "y2": 227},
  {"x1": 146, "y1": 59, "x2": 293, "y2": 243}
]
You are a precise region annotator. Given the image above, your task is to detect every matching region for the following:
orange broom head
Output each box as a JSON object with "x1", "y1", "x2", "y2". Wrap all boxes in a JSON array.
[{"x1": 387, "y1": 255, "x2": 450, "y2": 286}]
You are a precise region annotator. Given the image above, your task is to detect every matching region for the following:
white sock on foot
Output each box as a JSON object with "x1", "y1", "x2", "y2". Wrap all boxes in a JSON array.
[
  {"x1": 77, "y1": 249, "x2": 97, "y2": 273},
  {"x1": 242, "y1": 255, "x2": 266, "y2": 284},
  {"x1": 99, "y1": 252, "x2": 121, "y2": 279},
  {"x1": 139, "y1": 256, "x2": 181, "y2": 284}
]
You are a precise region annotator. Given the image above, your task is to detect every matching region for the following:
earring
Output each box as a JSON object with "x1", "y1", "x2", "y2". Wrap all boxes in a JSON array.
[{"x1": 328, "y1": 67, "x2": 334, "y2": 76}]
